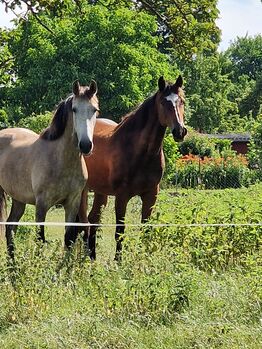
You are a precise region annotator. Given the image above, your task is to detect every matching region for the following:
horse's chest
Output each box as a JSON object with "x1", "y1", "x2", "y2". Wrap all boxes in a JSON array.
[
  {"x1": 55, "y1": 166, "x2": 86, "y2": 192},
  {"x1": 112, "y1": 162, "x2": 163, "y2": 195}
]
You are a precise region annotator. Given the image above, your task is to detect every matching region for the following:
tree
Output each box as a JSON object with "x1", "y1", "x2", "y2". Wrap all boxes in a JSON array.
[
  {"x1": 225, "y1": 35, "x2": 262, "y2": 120},
  {"x1": 248, "y1": 115, "x2": 262, "y2": 170},
  {"x1": 3, "y1": 5, "x2": 176, "y2": 122},
  {"x1": 183, "y1": 54, "x2": 239, "y2": 133},
  {"x1": 0, "y1": 29, "x2": 14, "y2": 128},
  {"x1": 225, "y1": 35, "x2": 262, "y2": 81},
  {"x1": 1, "y1": 0, "x2": 221, "y2": 59},
  {"x1": 0, "y1": 29, "x2": 13, "y2": 86}
]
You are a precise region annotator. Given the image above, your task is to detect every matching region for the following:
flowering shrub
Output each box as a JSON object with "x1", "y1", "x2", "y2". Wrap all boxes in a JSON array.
[
  {"x1": 173, "y1": 154, "x2": 253, "y2": 189},
  {"x1": 178, "y1": 133, "x2": 233, "y2": 158}
]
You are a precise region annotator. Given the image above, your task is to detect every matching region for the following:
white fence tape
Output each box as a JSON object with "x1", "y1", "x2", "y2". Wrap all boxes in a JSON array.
[{"x1": 0, "y1": 222, "x2": 261, "y2": 227}]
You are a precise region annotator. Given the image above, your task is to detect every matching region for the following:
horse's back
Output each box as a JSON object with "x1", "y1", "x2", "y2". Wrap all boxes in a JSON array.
[
  {"x1": 95, "y1": 118, "x2": 118, "y2": 135},
  {"x1": 0, "y1": 128, "x2": 39, "y2": 203},
  {"x1": 0, "y1": 128, "x2": 38, "y2": 147}
]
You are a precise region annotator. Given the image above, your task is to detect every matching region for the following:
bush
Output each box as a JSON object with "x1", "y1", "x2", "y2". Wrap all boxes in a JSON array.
[
  {"x1": 247, "y1": 115, "x2": 262, "y2": 172},
  {"x1": 173, "y1": 154, "x2": 253, "y2": 189},
  {"x1": 163, "y1": 133, "x2": 181, "y2": 182},
  {"x1": 178, "y1": 132, "x2": 233, "y2": 158},
  {"x1": 17, "y1": 112, "x2": 52, "y2": 134},
  {"x1": 0, "y1": 109, "x2": 9, "y2": 129}
]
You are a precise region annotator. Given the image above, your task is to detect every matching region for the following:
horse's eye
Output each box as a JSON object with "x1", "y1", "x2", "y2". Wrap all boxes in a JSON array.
[{"x1": 72, "y1": 107, "x2": 77, "y2": 113}]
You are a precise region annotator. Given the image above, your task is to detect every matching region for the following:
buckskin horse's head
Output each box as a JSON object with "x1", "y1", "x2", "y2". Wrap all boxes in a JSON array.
[{"x1": 156, "y1": 75, "x2": 187, "y2": 142}]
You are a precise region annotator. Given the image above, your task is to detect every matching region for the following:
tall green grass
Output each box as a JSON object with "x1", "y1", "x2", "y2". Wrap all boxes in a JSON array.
[{"x1": 0, "y1": 185, "x2": 261, "y2": 348}]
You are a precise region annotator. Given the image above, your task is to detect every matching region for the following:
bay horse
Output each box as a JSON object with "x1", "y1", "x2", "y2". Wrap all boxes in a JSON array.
[
  {"x1": 78, "y1": 75, "x2": 187, "y2": 259},
  {"x1": 0, "y1": 80, "x2": 99, "y2": 257}
]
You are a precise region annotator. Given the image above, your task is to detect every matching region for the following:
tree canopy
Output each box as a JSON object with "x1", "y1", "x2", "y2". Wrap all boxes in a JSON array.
[
  {"x1": 225, "y1": 35, "x2": 262, "y2": 119},
  {"x1": 1, "y1": 5, "x2": 176, "y2": 122},
  {"x1": 0, "y1": 1, "x2": 261, "y2": 136},
  {"x1": 1, "y1": 0, "x2": 221, "y2": 59}
]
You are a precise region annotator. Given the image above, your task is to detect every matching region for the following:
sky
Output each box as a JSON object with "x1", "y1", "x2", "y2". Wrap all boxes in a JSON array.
[
  {"x1": 0, "y1": 0, "x2": 262, "y2": 51},
  {"x1": 217, "y1": 0, "x2": 262, "y2": 50}
]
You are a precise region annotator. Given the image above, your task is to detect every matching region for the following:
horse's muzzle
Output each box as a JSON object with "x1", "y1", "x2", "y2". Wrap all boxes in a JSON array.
[
  {"x1": 172, "y1": 127, "x2": 187, "y2": 142},
  {"x1": 79, "y1": 139, "x2": 93, "y2": 156}
]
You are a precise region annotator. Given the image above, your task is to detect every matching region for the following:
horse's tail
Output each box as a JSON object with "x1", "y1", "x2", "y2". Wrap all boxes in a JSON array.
[{"x1": 0, "y1": 187, "x2": 6, "y2": 240}]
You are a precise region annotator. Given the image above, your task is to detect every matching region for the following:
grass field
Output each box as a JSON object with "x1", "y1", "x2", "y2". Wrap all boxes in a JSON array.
[{"x1": 0, "y1": 184, "x2": 261, "y2": 348}]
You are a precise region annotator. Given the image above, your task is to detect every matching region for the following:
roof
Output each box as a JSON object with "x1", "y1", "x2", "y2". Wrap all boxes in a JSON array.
[{"x1": 201, "y1": 133, "x2": 251, "y2": 142}]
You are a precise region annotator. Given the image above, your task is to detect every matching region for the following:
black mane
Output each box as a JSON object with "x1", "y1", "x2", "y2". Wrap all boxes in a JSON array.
[{"x1": 40, "y1": 97, "x2": 72, "y2": 141}]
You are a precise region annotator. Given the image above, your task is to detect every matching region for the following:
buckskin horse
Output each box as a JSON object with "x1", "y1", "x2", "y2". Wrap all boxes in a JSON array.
[
  {"x1": 0, "y1": 80, "x2": 99, "y2": 257},
  {"x1": 77, "y1": 75, "x2": 187, "y2": 260}
]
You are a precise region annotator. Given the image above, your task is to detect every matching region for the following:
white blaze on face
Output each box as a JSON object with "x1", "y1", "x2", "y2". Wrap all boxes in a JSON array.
[
  {"x1": 165, "y1": 93, "x2": 184, "y2": 129},
  {"x1": 72, "y1": 98, "x2": 97, "y2": 146}
]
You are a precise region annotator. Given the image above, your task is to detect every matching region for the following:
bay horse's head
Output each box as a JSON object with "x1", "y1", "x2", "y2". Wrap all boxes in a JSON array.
[
  {"x1": 156, "y1": 75, "x2": 187, "y2": 142},
  {"x1": 72, "y1": 80, "x2": 99, "y2": 155}
]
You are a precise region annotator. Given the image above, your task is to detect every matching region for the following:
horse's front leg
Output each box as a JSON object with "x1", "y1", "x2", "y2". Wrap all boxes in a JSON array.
[
  {"x1": 115, "y1": 194, "x2": 129, "y2": 261},
  {"x1": 87, "y1": 192, "x2": 108, "y2": 260},
  {"x1": 64, "y1": 194, "x2": 83, "y2": 248},
  {"x1": 6, "y1": 199, "x2": 26, "y2": 259},
  {"x1": 140, "y1": 186, "x2": 159, "y2": 223},
  {"x1": 35, "y1": 198, "x2": 48, "y2": 243},
  {"x1": 77, "y1": 186, "x2": 89, "y2": 252}
]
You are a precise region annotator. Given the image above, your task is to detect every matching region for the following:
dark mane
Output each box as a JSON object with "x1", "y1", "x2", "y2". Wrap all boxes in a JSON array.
[
  {"x1": 114, "y1": 93, "x2": 157, "y2": 132},
  {"x1": 40, "y1": 97, "x2": 72, "y2": 141}
]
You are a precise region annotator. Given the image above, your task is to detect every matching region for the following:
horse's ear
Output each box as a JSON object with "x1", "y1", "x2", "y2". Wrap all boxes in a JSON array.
[
  {"x1": 174, "y1": 75, "x2": 183, "y2": 88},
  {"x1": 158, "y1": 76, "x2": 166, "y2": 92},
  {"x1": 89, "y1": 80, "x2": 97, "y2": 96},
  {"x1": 73, "y1": 80, "x2": 80, "y2": 96}
]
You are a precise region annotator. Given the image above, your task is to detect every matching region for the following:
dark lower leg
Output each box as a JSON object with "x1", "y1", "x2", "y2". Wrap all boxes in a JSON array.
[
  {"x1": 114, "y1": 196, "x2": 128, "y2": 260},
  {"x1": 141, "y1": 187, "x2": 158, "y2": 223},
  {"x1": 87, "y1": 193, "x2": 107, "y2": 260},
  {"x1": 38, "y1": 225, "x2": 46, "y2": 243},
  {"x1": 115, "y1": 225, "x2": 125, "y2": 260},
  {"x1": 35, "y1": 200, "x2": 48, "y2": 243},
  {"x1": 64, "y1": 197, "x2": 83, "y2": 249},
  {"x1": 64, "y1": 225, "x2": 78, "y2": 248},
  {"x1": 6, "y1": 200, "x2": 26, "y2": 258},
  {"x1": 87, "y1": 226, "x2": 97, "y2": 260}
]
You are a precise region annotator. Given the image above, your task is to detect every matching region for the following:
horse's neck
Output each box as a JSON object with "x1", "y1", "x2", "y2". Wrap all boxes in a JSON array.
[
  {"x1": 113, "y1": 98, "x2": 166, "y2": 156},
  {"x1": 59, "y1": 117, "x2": 79, "y2": 162}
]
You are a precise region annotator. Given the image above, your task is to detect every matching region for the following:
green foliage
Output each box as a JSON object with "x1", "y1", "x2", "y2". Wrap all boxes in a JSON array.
[
  {"x1": 0, "y1": 185, "x2": 261, "y2": 347},
  {"x1": 178, "y1": 132, "x2": 232, "y2": 158},
  {"x1": 1, "y1": 0, "x2": 221, "y2": 60},
  {"x1": 0, "y1": 28, "x2": 13, "y2": 86},
  {"x1": 17, "y1": 112, "x2": 51, "y2": 133},
  {"x1": 163, "y1": 133, "x2": 181, "y2": 182},
  {"x1": 151, "y1": 186, "x2": 262, "y2": 270},
  {"x1": 163, "y1": 132, "x2": 257, "y2": 189},
  {"x1": 111, "y1": 0, "x2": 221, "y2": 59},
  {"x1": 174, "y1": 154, "x2": 253, "y2": 189},
  {"x1": 225, "y1": 35, "x2": 262, "y2": 120},
  {"x1": 3, "y1": 5, "x2": 175, "y2": 122},
  {"x1": 248, "y1": 115, "x2": 262, "y2": 171},
  {"x1": 183, "y1": 54, "x2": 240, "y2": 132},
  {"x1": 226, "y1": 35, "x2": 262, "y2": 81},
  {"x1": 0, "y1": 109, "x2": 9, "y2": 129}
]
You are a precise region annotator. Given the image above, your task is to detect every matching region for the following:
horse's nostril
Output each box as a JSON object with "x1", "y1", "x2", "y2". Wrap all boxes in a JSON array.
[
  {"x1": 79, "y1": 139, "x2": 93, "y2": 155},
  {"x1": 172, "y1": 127, "x2": 187, "y2": 142}
]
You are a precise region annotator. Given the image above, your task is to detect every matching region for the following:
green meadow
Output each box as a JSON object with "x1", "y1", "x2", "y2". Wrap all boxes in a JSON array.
[{"x1": 0, "y1": 185, "x2": 261, "y2": 348}]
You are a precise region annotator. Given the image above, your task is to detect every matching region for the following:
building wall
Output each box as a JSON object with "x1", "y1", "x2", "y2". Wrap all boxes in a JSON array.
[{"x1": 231, "y1": 141, "x2": 249, "y2": 155}]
